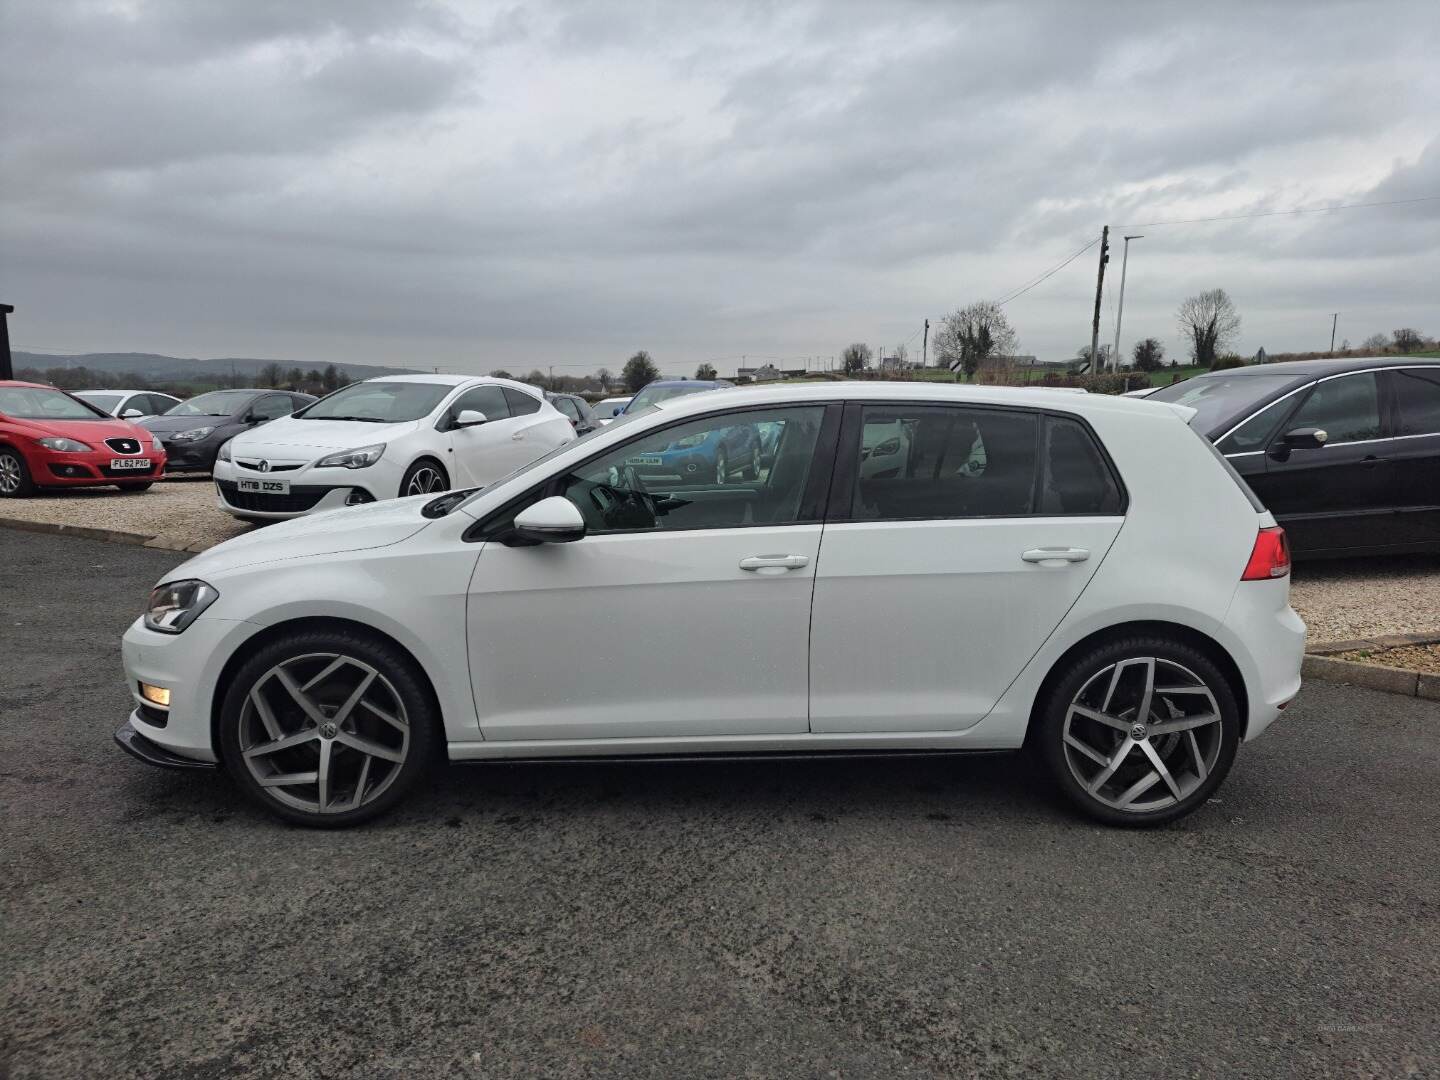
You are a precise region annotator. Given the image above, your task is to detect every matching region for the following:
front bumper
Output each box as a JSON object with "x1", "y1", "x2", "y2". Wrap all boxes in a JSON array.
[
  {"x1": 160, "y1": 439, "x2": 222, "y2": 472},
  {"x1": 213, "y1": 458, "x2": 394, "y2": 519},
  {"x1": 33, "y1": 447, "x2": 167, "y2": 485},
  {"x1": 115, "y1": 718, "x2": 217, "y2": 770}
]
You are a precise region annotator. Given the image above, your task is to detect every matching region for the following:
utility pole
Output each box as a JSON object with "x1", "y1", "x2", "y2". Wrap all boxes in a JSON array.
[
  {"x1": 0, "y1": 303, "x2": 13, "y2": 381},
  {"x1": 1329, "y1": 313, "x2": 1339, "y2": 354},
  {"x1": 1089, "y1": 226, "x2": 1110, "y2": 373},
  {"x1": 1111, "y1": 234, "x2": 1144, "y2": 372},
  {"x1": 922, "y1": 318, "x2": 929, "y2": 368},
  {"x1": 548, "y1": 364, "x2": 554, "y2": 389}
]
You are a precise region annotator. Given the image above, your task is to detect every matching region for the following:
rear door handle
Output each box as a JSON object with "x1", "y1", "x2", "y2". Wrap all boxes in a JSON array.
[
  {"x1": 1022, "y1": 547, "x2": 1090, "y2": 566},
  {"x1": 1360, "y1": 455, "x2": 1389, "y2": 466},
  {"x1": 739, "y1": 554, "x2": 809, "y2": 573}
]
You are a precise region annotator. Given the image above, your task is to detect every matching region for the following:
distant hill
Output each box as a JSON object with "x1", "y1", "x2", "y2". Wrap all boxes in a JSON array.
[{"x1": 13, "y1": 352, "x2": 422, "y2": 382}]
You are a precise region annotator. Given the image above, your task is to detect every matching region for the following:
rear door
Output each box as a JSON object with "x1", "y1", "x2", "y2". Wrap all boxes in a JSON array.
[
  {"x1": 808, "y1": 404, "x2": 1125, "y2": 733},
  {"x1": 1246, "y1": 370, "x2": 1395, "y2": 554},
  {"x1": 1382, "y1": 366, "x2": 1440, "y2": 547}
]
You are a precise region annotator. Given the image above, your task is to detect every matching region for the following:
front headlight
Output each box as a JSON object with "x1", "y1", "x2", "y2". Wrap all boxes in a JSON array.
[
  {"x1": 151, "y1": 434, "x2": 165, "y2": 449},
  {"x1": 169, "y1": 426, "x2": 215, "y2": 442},
  {"x1": 215, "y1": 439, "x2": 232, "y2": 463},
  {"x1": 38, "y1": 437, "x2": 92, "y2": 452},
  {"x1": 315, "y1": 443, "x2": 385, "y2": 469},
  {"x1": 145, "y1": 579, "x2": 219, "y2": 634}
]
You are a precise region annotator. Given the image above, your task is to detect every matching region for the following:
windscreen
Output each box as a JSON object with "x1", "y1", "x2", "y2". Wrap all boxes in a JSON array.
[
  {"x1": 167, "y1": 390, "x2": 257, "y2": 417},
  {"x1": 77, "y1": 393, "x2": 122, "y2": 412},
  {"x1": 0, "y1": 386, "x2": 110, "y2": 420},
  {"x1": 626, "y1": 384, "x2": 714, "y2": 412},
  {"x1": 1149, "y1": 374, "x2": 1301, "y2": 436},
  {"x1": 298, "y1": 382, "x2": 452, "y2": 423}
]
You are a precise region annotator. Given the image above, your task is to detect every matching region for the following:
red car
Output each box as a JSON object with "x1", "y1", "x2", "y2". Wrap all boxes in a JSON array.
[{"x1": 0, "y1": 380, "x2": 168, "y2": 497}]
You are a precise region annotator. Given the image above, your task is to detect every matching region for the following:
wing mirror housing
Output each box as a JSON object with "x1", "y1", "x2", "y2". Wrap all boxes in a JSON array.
[
  {"x1": 510, "y1": 496, "x2": 586, "y2": 545},
  {"x1": 1282, "y1": 426, "x2": 1328, "y2": 449},
  {"x1": 121, "y1": 407, "x2": 144, "y2": 418},
  {"x1": 454, "y1": 409, "x2": 487, "y2": 429}
]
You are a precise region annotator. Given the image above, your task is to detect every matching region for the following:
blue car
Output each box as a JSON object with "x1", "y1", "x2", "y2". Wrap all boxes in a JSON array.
[{"x1": 618, "y1": 379, "x2": 761, "y2": 485}]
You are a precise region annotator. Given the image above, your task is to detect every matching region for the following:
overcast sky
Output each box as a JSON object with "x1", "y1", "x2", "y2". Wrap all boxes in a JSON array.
[{"x1": 2, "y1": 0, "x2": 1437, "y2": 378}]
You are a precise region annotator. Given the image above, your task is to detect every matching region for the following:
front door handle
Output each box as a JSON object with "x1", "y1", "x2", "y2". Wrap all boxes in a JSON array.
[
  {"x1": 1360, "y1": 455, "x2": 1389, "y2": 467},
  {"x1": 739, "y1": 554, "x2": 809, "y2": 573},
  {"x1": 1021, "y1": 547, "x2": 1090, "y2": 566},
  {"x1": 511, "y1": 431, "x2": 526, "y2": 441}
]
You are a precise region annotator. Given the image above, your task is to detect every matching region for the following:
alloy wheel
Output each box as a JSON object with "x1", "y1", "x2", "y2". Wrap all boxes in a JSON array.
[
  {"x1": 237, "y1": 652, "x2": 411, "y2": 815},
  {"x1": 1061, "y1": 657, "x2": 1224, "y2": 813},
  {"x1": 715, "y1": 449, "x2": 728, "y2": 485},
  {"x1": 0, "y1": 453, "x2": 21, "y2": 494},
  {"x1": 405, "y1": 467, "x2": 446, "y2": 496}
]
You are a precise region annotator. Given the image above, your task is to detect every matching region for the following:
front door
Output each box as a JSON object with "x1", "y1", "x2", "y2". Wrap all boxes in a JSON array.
[
  {"x1": 443, "y1": 385, "x2": 529, "y2": 486},
  {"x1": 466, "y1": 403, "x2": 836, "y2": 742},
  {"x1": 809, "y1": 404, "x2": 1125, "y2": 733},
  {"x1": 1247, "y1": 371, "x2": 1394, "y2": 555}
]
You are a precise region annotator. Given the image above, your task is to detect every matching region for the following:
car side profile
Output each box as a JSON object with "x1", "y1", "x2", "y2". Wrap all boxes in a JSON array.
[
  {"x1": 116, "y1": 383, "x2": 1304, "y2": 829},
  {"x1": 546, "y1": 391, "x2": 601, "y2": 435},
  {"x1": 75, "y1": 389, "x2": 183, "y2": 419},
  {"x1": 0, "y1": 381, "x2": 167, "y2": 496},
  {"x1": 593, "y1": 396, "x2": 632, "y2": 423},
  {"x1": 211, "y1": 375, "x2": 575, "y2": 521},
  {"x1": 1149, "y1": 356, "x2": 1440, "y2": 557}
]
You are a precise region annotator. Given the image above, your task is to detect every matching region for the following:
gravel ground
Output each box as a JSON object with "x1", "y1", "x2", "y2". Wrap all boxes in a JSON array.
[
  {"x1": 1291, "y1": 553, "x2": 1440, "y2": 644},
  {"x1": 0, "y1": 474, "x2": 249, "y2": 550},
  {"x1": 1337, "y1": 642, "x2": 1440, "y2": 673},
  {"x1": 3, "y1": 530, "x2": 1440, "y2": 1079}
]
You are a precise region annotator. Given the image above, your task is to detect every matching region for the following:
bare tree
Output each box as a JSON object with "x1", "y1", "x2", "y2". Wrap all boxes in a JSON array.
[
  {"x1": 1393, "y1": 328, "x2": 1424, "y2": 353},
  {"x1": 933, "y1": 301, "x2": 1018, "y2": 380},
  {"x1": 1073, "y1": 344, "x2": 1113, "y2": 372},
  {"x1": 1176, "y1": 289, "x2": 1241, "y2": 369},
  {"x1": 892, "y1": 343, "x2": 908, "y2": 366},
  {"x1": 1132, "y1": 338, "x2": 1165, "y2": 372},
  {"x1": 841, "y1": 343, "x2": 872, "y2": 375},
  {"x1": 259, "y1": 362, "x2": 285, "y2": 387},
  {"x1": 1360, "y1": 333, "x2": 1390, "y2": 353},
  {"x1": 596, "y1": 367, "x2": 612, "y2": 391},
  {"x1": 695, "y1": 362, "x2": 718, "y2": 380}
]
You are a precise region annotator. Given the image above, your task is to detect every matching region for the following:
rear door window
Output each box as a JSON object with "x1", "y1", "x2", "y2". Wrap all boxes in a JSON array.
[{"x1": 1392, "y1": 368, "x2": 1440, "y2": 436}]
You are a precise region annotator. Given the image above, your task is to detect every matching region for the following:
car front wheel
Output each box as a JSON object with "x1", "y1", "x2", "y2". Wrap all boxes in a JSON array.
[
  {"x1": 400, "y1": 458, "x2": 449, "y2": 498},
  {"x1": 1036, "y1": 636, "x2": 1239, "y2": 827},
  {"x1": 0, "y1": 448, "x2": 34, "y2": 497},
  {"x1": 219, "y1": 628, "x2": 438, "y2": 827}
]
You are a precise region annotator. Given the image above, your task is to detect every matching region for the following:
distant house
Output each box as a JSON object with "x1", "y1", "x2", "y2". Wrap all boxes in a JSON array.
[{"x1": 736, "y1": 363, "x2": 806, "y2": 382}]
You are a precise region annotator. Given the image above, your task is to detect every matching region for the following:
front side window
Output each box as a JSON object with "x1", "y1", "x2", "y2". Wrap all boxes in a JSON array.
[
  {"x1": 1287, "y1": 373, "x2": 1381, "y2": 444},
  {"x1": 1393, "y1": 368, "x2": 1440, "y2": 437},
  {"x1": 847, "y1": 405, "x2": 1038, "y2": 521},
  {"x1": 299, "y1": 381, "x2": 453, "y2": 423},
  {"x1": 556, "y1": 406, "x2": 826, "y2": 533},
  {"x1": 0, "y1": 386, "x2": 109, "y2": 420},
  {"x1": 450, "y1": 386, "x2": 510, "y2": 422},
  {"x1": 250, "y1": 394, "x2": 296, "y2": 421}
]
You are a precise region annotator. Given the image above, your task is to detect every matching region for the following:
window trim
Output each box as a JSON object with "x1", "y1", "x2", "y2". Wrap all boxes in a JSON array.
[
  {"x1": 465, "y1": 401, "x2": 843, "y2": 542},
  {"x1": 824, "y1": 400, "x2": 1127, "y2": 525}
]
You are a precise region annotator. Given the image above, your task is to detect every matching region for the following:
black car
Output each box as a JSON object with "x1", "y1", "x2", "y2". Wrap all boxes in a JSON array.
[
  {"x1": 1148, "y1": 356, "x2": 1440, "y2": 558},
  {"x1": 140, "y1": 389, "x2": 316, "y2": 472},
  {"x1": 545, "y1": 392, "x2": 601, "y2": 435}
]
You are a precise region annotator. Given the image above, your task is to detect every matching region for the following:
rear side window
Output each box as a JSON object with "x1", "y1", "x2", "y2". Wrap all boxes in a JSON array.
[
  {"x1": 1393, "y1": 368, "x2": 1440, "y2": 437},
  {"x1": 504, "y1": 387, "x2": 542, "y2": 416},
  {"x1": 553, "y1": 397, "x2": 580, "y2": 421},
  {"x1": 847, "y1": 405, "x2": 1038, "y2": 521},
  {"x1": 1038, "y1": 416, "x2": 1123, "y2": 515}
]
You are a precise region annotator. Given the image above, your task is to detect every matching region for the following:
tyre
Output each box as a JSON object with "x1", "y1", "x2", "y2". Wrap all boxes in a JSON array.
[
  {"x1": 400, "y1": 458, "x2": 448, "y2": 498},
  {"x1": 114, "y1": 482, "x2": 154, "y2": 493},
  {"x1": 714, "y1": 448, "x2": 728, "y2": 485},
  {"x1": 1035, "y1": 635, "x2": 1239, "y2": 827},
  {"x1": 218, "y1": 627, "x2": 439, "y2": 827},
  {"x1": 0, "y1": 447, "x2": 35, "y2": 498}
]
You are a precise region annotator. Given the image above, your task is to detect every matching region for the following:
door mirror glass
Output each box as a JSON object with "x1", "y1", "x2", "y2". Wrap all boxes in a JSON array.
[
  {"x1": 455, "y1": 409, "x2": 487, "y2": 428},
  {"x1": 1282, "y1": 426, "x2": 1329, "y2": 449},
  {"x1": 512, "y1": 495, "x2": 586, "y2": 544}
]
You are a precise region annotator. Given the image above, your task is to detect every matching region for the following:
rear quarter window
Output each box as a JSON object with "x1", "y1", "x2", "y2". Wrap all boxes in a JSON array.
[{"x1": 1038, "y1": 415, "x2": 1125, "y2": 515}]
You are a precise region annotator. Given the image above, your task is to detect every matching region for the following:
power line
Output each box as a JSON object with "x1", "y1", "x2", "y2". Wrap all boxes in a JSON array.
[
  {"x1": 996, "y1": 237, "x2": 1100, "y2": 307},
  {"x1": 1116, "y1": 193, "x2": 1440, "y2": 229}
]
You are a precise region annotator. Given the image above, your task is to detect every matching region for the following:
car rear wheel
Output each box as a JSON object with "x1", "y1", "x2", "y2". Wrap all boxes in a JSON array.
[
  {"x1": 400, "y1": 458, "x2": 448, "y2": 498},
  {"x1": 218, "y1": 628, "x2": 439, "y2": 827},
  {"x1": 1036, "y1": 635, "x2": 1239, "y2": 827},
  {"x1": 0, "y1": 448, "x2": 34, "y2": 497}
]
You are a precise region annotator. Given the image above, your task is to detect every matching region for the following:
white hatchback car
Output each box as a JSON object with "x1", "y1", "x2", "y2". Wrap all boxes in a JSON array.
[
  {"x1": 212, "y1": 374, "x2": 575, "y2": 520},
  {"x1": 118, "y1": 383, "x2": 1304, "y2": 828}
]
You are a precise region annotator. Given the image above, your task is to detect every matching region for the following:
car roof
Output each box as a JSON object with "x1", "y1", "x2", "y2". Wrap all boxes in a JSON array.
[
  {"x1": 76, "y1": 388, "x2": 157, "y2": 396},
  {"x1": 646, "y1": 380, "x2": 1193, "y2": 422},
  {"x1": 1185, "y1": 355, "x2": 1440, "y2": 378},
  {"x1": 641, "y1": 379, "x2": 730, "y2": 389},
  {"x1": 0, "y1": 380, "x2": 58, "y2": 390}
]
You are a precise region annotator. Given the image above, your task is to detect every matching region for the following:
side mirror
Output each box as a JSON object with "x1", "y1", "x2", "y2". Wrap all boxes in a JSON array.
[
  {"x1": 511, "y1": 496, "x2": 586, "y2": 544},
  {"x1": 1282, "y1": 426, "x2": 1328, "y2": 450},
  {"x1": 454, "y1": 409, "x2": 487, "y2": 429},
  {"x1": 121, "y1": 407, "x2": 143, "y2": 418}
]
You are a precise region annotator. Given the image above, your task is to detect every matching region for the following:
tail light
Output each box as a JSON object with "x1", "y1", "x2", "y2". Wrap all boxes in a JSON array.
[{"x1": 1241, "y1": 526, "x2": 1290, "y2": 580}]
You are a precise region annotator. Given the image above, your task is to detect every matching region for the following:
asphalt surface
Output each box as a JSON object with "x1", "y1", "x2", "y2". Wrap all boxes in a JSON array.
[{"x1": 2, "y1": 528, "x2": 1438, "y2": 1079}]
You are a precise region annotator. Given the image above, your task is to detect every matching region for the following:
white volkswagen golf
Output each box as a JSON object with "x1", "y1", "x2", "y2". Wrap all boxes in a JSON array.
[
  {"x1": 212, "y1": 374, "x2": 575, "y2": 520},
  {"x1": 119, "y1": 383, "x2": 1305, "y2": 828}
]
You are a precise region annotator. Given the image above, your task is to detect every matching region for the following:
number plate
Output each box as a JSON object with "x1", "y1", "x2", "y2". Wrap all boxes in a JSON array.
[
  {"x1": 237, "y1": 477, "x2": 290, "y2": 495},
  {"x1": 110, "y1": 458, "x2": 152, "y2": 471},
  {"x1": 627, "y1": 455, "x2": 664, "y2": 466}
]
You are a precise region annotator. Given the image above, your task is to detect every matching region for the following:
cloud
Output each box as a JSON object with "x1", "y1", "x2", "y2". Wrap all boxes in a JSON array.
[{"x1": 0, "y1": 0, "x2": 1436, "y2": 371}]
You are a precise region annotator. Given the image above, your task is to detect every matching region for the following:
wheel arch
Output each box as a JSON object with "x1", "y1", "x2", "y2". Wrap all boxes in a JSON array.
[
  {"x1": 1026, "y1": 619, "x2": 1250, "y2": 743},
  {"x1": 209, "y1": 615, "x2": 446, "y2": 760},
  {"x1": 398, "y1": 454, "x2": 449, "y2": 498}
]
